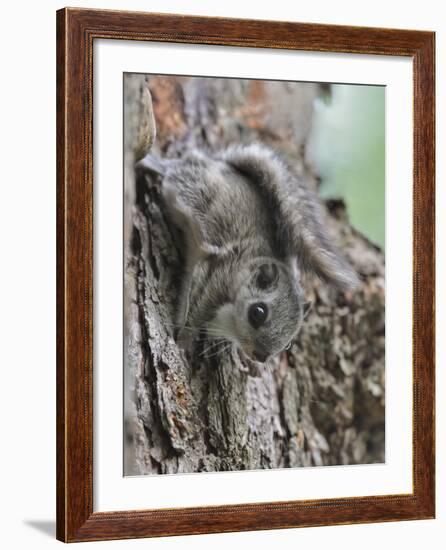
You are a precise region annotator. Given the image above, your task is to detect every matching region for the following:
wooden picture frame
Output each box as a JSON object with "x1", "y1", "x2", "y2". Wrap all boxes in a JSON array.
[{"x1": 56, "y1": 7, "x2": 435, "y2": 542}]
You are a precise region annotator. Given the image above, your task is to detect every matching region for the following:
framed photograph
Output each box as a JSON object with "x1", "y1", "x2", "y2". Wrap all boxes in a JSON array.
[{"x1": 56, "y1": 7, "x2": 435, "y2": 542}]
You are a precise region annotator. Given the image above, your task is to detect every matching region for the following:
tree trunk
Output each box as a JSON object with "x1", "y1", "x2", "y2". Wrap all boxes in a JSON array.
[{"x1": 124, "y1": 74, "x2": 385, "y2": 475}]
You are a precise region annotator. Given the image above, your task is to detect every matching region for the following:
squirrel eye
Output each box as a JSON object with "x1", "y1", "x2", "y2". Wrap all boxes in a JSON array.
[{"x1": 248, "y1": 302, "x2": 268, "y2": 329}]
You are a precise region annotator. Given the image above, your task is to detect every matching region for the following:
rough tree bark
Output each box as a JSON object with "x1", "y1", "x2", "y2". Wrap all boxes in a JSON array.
[{"x1": 124, "y1": 74, "x2": 385, "y2": 475}]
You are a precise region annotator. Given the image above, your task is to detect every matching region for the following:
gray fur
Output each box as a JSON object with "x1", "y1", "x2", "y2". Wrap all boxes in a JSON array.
[
  {"x1": 139, "y1": 143, "x2": 358, "y2": 362},
  {"x1": 221, "y1": 144, "x2": 359, "y2": 291}
]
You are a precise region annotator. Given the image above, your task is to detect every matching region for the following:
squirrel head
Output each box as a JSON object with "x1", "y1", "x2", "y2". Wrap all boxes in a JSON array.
[{"x1": 207, "y1": 257, "x2": 308, "y2": 363}]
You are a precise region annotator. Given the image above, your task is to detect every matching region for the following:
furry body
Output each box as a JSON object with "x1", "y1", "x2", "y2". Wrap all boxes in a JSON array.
[{"x1": 139, "y1": 144, "x2": 358, "y2": 362}]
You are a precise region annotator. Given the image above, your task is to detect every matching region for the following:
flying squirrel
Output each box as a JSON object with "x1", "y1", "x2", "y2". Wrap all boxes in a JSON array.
[{"x1": 137, "y1": 143, "x2": 359, "y2": 364}]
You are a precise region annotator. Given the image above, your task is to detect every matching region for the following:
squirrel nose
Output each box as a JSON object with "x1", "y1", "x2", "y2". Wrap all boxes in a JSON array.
[{"x1": 253, "y1": 351, "x2": 269, "y2": 363}]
